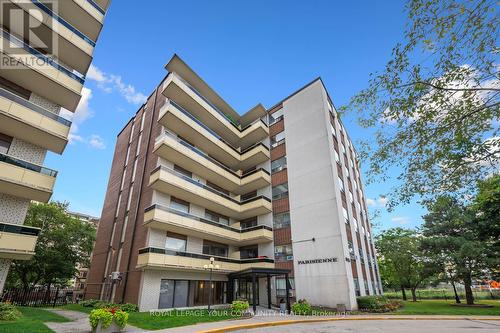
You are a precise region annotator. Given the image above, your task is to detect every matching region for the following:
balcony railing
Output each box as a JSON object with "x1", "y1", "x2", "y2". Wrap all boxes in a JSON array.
[
  {"x1": 85, "y1": 0, "x2": 106, "y2": 15},
  {"x1": 0, "y1": 223, "x2": 40, "y2": 236},
  {"x1": 0, "y1": 153, "x2": 57, "y2": 177},
  {"x1": 0, "y1": 86, "x2": 72, "y2": 126},
  {"x1": 1, "y1": 29, "x2": 85, "y2": 84},
  {"x1": 153, "y1": 166, "x2": 271, "y2": 206},
  {"x1": 145, "y1": 204, "x2": 273, "y2": 233},
  {"x1": 138, "y1": 247, "x2": 274, "y2": 264},
  {"x1": 31, "y1": 0, "x2": 96, "y2": 46}
]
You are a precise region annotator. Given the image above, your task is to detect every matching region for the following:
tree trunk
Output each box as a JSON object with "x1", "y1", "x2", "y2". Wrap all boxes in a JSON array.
[
  {"x1": 451, "y1": 281, "x2": 461, "y2": 304},
  {"x1": 464, "y1": 276, "x2": 474, "y2": 305},
  {"x1": 411, "y1": 288, "x2": 417, "y2": 302},
  {"x1": 401, "y1": 286, "x2": 407, "y2": 301}
]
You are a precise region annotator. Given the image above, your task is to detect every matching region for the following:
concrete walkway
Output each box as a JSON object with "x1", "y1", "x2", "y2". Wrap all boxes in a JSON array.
[
  {"x1": 45, "y1": 309, "x2": 145, "y2": 333},
  {"x1": 149, "y1": 314, "x2": 500, "y2": 333}
]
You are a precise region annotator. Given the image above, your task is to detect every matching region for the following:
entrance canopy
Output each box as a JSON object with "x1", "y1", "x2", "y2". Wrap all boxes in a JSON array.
[{"x1": 228, "y1": 267, "x2": 291, "y2": 313}]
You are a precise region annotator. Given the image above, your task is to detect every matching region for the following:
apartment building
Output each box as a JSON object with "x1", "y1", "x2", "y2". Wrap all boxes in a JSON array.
[
  {"x1": 0, "y1": 0, "x2": 110, "y2": 292},
  {"x1": 86, "y1": 55, "x2": 291, "y2": 312},
  {"x1": 268, "y1": 79, "x2": 383, "y2": 309}
]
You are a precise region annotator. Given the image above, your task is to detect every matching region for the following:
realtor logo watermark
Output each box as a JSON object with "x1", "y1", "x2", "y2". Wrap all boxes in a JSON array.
[{"x1": 0, "y1": 0, "x2": 58, "y2": 70}]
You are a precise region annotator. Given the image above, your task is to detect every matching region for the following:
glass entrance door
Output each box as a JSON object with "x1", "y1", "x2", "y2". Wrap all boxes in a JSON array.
[{"x1": 234, "y1": 278, "x2": 259, "y2": 305}]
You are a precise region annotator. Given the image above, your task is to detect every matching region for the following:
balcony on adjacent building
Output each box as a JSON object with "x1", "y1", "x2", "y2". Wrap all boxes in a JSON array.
[
  {"x1": 0, "y1": 153, "x2": 57, "y2": 202},
  {"x1": 54, "y1": 0, "x2": 105, "y2": 41},
  {"x1": 143, "y1": 205, "x2": 273, "y2": 246},
  {"x1": 161, "y1": 73, "x2": 268, "y2": 148},
  {"x1": 158, "y1": 101, "x2": 269, "y2": 170},
  {"x1": 149, "y1": 167, "x2": 272, "y2": 220},
  {"x1": 137, "y1": 247, "x2": 275, "y2": 272},
  {"x1": 0, "y1": 222, "x2": 40, "y2": 260},
  {"x1": 0, "y1": 87, "x2": 70, "y2": 153},
  {"x1": 153, "y1": 132, "x2": 270, "y2": 194},
  {"x1": 0, "y1": 29, "x2": 84, "y2": 110}
]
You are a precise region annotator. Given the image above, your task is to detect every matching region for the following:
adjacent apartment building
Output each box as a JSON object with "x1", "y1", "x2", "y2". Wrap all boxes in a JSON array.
[
  {"x1": 0, "y1": 0, "x2": 110, "y2": 292},
  {"x1": 87, "y1": 54, "x2": 381, "y2": 311}
]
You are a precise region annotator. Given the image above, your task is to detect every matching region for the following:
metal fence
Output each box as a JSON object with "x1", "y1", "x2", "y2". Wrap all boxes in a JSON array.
[{"x1": 1, "y1": 287, "x2": 75, "y2": 307}]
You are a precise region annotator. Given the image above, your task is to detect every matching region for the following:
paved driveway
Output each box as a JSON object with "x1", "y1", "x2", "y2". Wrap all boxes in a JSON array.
[{"x1": 232, "y1": 319, "x2": 500, "y2": 333}]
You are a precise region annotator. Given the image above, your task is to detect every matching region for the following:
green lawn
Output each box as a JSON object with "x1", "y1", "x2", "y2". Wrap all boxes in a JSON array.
[
  {"x1": 58, "y1": 304, "x2": 242, "y2": 330},
  {"x1": 391, "y1": 300, "x2": 500, "y2": 316},
  {"x1": 0, "y1": 307, "x2": 69, "y2": 333}
]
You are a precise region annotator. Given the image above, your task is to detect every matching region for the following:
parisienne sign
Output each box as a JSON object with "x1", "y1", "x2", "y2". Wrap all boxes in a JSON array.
[{"x1": 297, "y1": 258, "x2": 337, "y2": 265}]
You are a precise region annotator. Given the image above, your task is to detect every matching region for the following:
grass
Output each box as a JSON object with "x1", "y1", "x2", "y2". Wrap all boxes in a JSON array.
[
  {"x1": 391, "y1": 300, "x2": 500, "y2": 316},
  {"x1": 384, "y1": 289, "x2": 500, "y2": 300},
  {"x1": 0, "y1": 307, "x2": 69, "y2": 333},
  {"x1": 58, "y1": 304, "x2": 242, "y2": 330}
]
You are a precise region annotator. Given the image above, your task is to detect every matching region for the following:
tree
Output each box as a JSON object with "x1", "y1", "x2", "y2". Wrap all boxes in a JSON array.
[
  {"x1": 7, "y1": 202, "x2": 96, "y2": 290},
  {"x1": 421, "y1": 195, "x2": 495, "y2": 305},
  {"x1": 344, "y1": 0, "x2": 499, "y2": 208},
  {"x1": 375, "y1": 228, "x2": 437, "y2": 301}
]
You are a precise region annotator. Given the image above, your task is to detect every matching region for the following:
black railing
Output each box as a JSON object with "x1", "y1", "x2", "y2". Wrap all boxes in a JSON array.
[
  {"x1": 1, "y1": 287, "x2": 74, "y2": 307},
  {"x1": 0, "y1": 87, "x2": 71, "y2": 126},
  {"x1": 152, "y1": 166, "x2": 271, "y2": 205},
  {"x1": 0, "y1": 222, "x2": 40, "y2": 236},
  {"x1": 1, "y1": 29, "x2": 85, "y2": 84},
  {"x1": 85, "y1": 0, "x2": 106, "y2": 15},
  {"x1": 145, "y1": 204, "x2": 272, "y2": 233},
  {"x1": 139, "y1": 247, "x2": 274, "y2": 264},
  {"x1": 0, "y1": 152, "x2": 57, "y2": 177},
  {"x1": 31, "y1": 0, "x2": 96, "y2": 46}
]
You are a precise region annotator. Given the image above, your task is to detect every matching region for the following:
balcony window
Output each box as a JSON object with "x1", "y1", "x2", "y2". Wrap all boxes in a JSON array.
[
  {"x1": 240, "y1": 217, "x2": 257, "y2": 229},
  {"x1": 344, "y1": 166, "x2": 350, "y2": 177},
  {"x1": 0, "y1": 133, "x2": 12, "y2": 154},
  {"x1": 203, "y1": 240, "x2": 228, "y2": 257},
  {"x1": 338, "y1": 177, "x2": 344, "y2": 192},
  {"x1": 348, "y1": 240, "x2": 355, "y2": 255},
  {"x1": 330, "y1": 124, "x2": 336, "y2": 137},
  {"x1": 273, "y1": 212, "x2": 290, "y2": 229},
  {"x1": 353, "y1": 218, "x2": 359, "y2": 232},
  {"x1": 239, "y1": 245, "x2": 258, "y2": 259},
  {"x1": 241, "y1": 190, "x2": 257, "y2": 201},
  {"x1": 174, "y1": 164, "x2": 192, "y2": 178},
  {"x1": 269, "y1": 108, "x2": 283, "y2": 125},
  {"x1": 204, "y1": 209, "x2": 229, "y2": 226},
  {"x1": 348, "y1": 191, "x2": 354, "y2": 203},
  {"x1": 275, "y1": 244, "x2": 293, "y2": 262},
  {"x1": 342, "y1": 207, "x2": 349, "y2": 224},
  {"x1": 341, "y1": 143, "x2": 346, "y2": 155},
  {"x1": 272, "y1": 183, "x2": 289, "y2": 200},
  {"x1": 335, "y1": 150, "x2": 340, "y2": 163},
  {"x1": 170, "y1": 197, "x2": 190, "y2": 214},
  {"x1": 270, "y1": 132, "x2": 285, "y2": 148},
  {"x1": 165, "y1": 232, "x2": 187, "y2": 252},
  {"x1": 271, "y1": 156, "x2": 287, "y2": 173}
]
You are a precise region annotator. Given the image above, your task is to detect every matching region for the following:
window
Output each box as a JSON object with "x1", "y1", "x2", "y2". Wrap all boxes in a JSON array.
[
  {"x1": 344, "y1": 166, "x2": 350, "y2": 177},
  {"x1": 272, "y1": 183, "x2": 288, "y2": 200},
  {"x1": 275, "y1": 244, "x2": 293, "y2": 262},
  {"x1": 342, "y1": 207, "x2": 349, "y2": 224},
  {"x1": 341, "y1": 143, "x2": 346, "y2": 155},
  {"x1": 353, "y1": 217, "x2": 359, "y2": 232},
  {"x1": 274, "y1": 212, "x2": 290, "y2": 229},
  {"x1": 270, "y1": 131, "x2": 285, "y2": 148},
  {"x1": 203, "y1": 240, "x2": 228, "y2": 257},
  {"x1": 241, "y1": 190, "x2": 257, "y2": 201},
  {"x1": 136, "y1": 133, "x2": 142, "y2": 156},
  {"x1": 269, "y1": 108, "x2": 283, "y2": 125},
  {"x1": 348, "y1": 240, "x2": 355, "y2": 255},
  {"x1": 120, "y1": 215, "x2": 128, "y2": 243},
  {"x1": 239, "y1": 245, "x2": 258, "y2": 259},
  {"x1": 334, "y1": 150, "x2": 340, "y2": 163},
  {"x1": 125, "y1": 145, "x2": 131, "y2": 166},
  {"x1": 240, "y1": 217, "x2": 257, "y2": 229},
  {"x1": 140, "y1": 112, "x2": 146, "y2": 131},
  {"x1": 0, "y1": 134, "x2": 12, "y2": 154},
  {"x1": 165, "y1": 232, "x2": 187, "y2": 252},
  {"x1": 205, "y1": 209, "x2": 229, "y2": 226},
  {"x1": 126, "y1": 185, "x2": 134, "y2": 211},
  {"x1": 338, "y1": 177, "x2": 344, "y2": 192},
  {"x1": 131, "y1": 159, "x2": 138, "y2": 182},
  {"x1": 129, "y1": 123, "x2": 135, "y2": 143},
  {"x1": 120, "y1": 169, "x2": 127, "y2": 191},
  {"x1": 170, "y1": 197, "x2": 189, "y2": 213},
  {"x1": 206, "y1": 181, "x2": 230, "y2": 196},
  {"x1": 330, "y1": 124, "x2": 336, "y2": 137},
  {"x1": 115, "y1": 193, "x2": 122, "y2": 217},
  {"x1": 353, "y1": 278, "x2": 361, "y2": 296},
  {"x1": 276, "y1": 278, "x2": 295, "y2": 295},
  {"x1": 174, "y1": 164, "x2": 192, "y2": 178},
  {"x1": 348, "y1": 191, "x2": 353, "y2": 203},
  {"x1": 271, "y1": 156, "x2": 287, "y2": 173}
]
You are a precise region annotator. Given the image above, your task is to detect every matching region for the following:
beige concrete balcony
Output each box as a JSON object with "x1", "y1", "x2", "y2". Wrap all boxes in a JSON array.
[
  {"x1": 153, "y1": 133, "x2": 270, "y2": 194},
  {"x1": 0, "y1": 30, "x2": 83, "y2": 110},
  {"x1": 143, "y1": 205, "x2": 273, "y2": 246},
  {"x1": 0, "y1": 87, "x2": 70, "y2": 154},
  {"x1": 158, "y1": 102, "x2": 269, "y2": 170},
  {"x1": 0, "y1": 222, "x2": 40, "y2": 260},
  {"x1": 161, "y1": 73, "x2": 268, "y2": 148},
  {"x1": 149, "y1": 167, "x2": 272, "y2": 220},
  {"x1": 137, "y1": 247, "x2": 275, "y2": 273},
  {"x1": 56, "y1": 0, "x2": 105, "y2": 41},
  {"x1": 0, "y1": 153, "x2": 56, "y2": 203},
  {"x1": 3, "y1": 1, "x2": 94, "y2": 74}
]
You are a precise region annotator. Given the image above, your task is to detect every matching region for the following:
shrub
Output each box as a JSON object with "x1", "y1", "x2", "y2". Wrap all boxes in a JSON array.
[
  {"x1": 231, "y1": 300, "x2": 249, "y2": 313},
  {"x1": 291, "y1": 299, "x2": 312, "y2": 315},
  {"x1": 80, "y1": 299, "x2": 101, "y2": 307},
  {"x1": 80, "y1": 299, "x2": 138, "y2": 312},
  {"x1": 0, "y1": 302, "x2": 21, "y2": 321},
  {"x1": 118, "y1": 303, "x2": 138, "y2": 312},
  {"x1": 357, "y1": 296, "x2": 402, "y2": 313},
  {"x1": 89, "y1": 308, "x2": 129, "y2": 329}
]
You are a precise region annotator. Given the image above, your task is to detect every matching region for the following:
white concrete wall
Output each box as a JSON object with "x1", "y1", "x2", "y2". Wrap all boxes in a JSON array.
[{"x1": 282, "y1": 80, "x2": 357, "y2": 310}]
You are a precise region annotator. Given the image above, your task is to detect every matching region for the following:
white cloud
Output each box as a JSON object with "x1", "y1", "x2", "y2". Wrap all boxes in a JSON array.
[
  {"x1": 87, "y1": 64, "x2": 147, "y2": 105},
  {"x1": 366, "y1": 196, "x2": 388, "y2": 208},
  {"x1": 366, "y1": 198, "x2": 376, "y2": 207},
  {"x1": 391, "y1": 216, "x2": 410, "y2": 225},
  {"x1": 89, "y1": 134, "x2": 105, "y2": 150}
]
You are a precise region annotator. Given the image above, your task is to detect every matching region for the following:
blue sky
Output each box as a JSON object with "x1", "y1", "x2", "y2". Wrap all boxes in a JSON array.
[{"x1": 46, "y1": 0, "x2": 425, "y2": 232}]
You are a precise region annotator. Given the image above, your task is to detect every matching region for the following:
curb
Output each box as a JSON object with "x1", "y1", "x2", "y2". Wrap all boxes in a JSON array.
[{"x1": 197, "y1": 316, "x2": 500, "y2": 333}]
